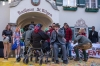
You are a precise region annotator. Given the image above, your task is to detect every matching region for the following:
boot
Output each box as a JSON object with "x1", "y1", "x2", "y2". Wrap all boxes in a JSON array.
[
  {"x1": 82, "y1": 49, "x2": 88, "y2": 62},
  {"x1": 74, "y1": 57, "x2": 80, "y2": 61},
  {"x1": 83, "y1": 58, "x2": 88, "y2": 62},
  {"x1": 74, "y1": 48, "x2": 80, "y2": 61},
  {"x1": 63, "y1": 60, "x2": 68, "y2": 64}
]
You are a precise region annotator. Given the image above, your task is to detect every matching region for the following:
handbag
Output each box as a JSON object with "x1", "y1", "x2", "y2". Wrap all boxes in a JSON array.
[
  {"x1": 11, "y1": 41, "x2": 18, "y2": 50},
  {"x1": 3, "y1": 37, "x2": 9, "y2": 44}
]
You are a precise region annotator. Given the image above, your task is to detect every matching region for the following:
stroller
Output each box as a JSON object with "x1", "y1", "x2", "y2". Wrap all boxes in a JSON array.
[{"x1": 23, "y1": 40, "x2": 50, "y2": 65}]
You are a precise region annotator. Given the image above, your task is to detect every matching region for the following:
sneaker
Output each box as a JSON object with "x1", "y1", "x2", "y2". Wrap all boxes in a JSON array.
[
  {"x1": 4, "y1": 57, "x2": 8, "y2": 60},
  {"x1": 63, "y1": 60, "x2": 68, "y2": 64},
  {"x1": 16, "y1": 57, "x2": 21, "y2": 62}
]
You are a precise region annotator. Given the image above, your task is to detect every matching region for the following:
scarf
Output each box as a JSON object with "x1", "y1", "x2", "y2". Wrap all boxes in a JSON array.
[{"x1": 34, "y1": 24, "x2": 42, "y2": 33}]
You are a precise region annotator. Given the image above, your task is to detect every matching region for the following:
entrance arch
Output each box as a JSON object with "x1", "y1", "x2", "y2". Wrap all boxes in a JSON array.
[{"x1": 16, "y1": 12, "x2": 53, "y2": 30}]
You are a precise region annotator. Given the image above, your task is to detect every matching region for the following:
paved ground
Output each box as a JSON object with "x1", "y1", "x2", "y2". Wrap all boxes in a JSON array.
[{"x1": 0, "y1": 58, "x2": 100, "y2": 66}]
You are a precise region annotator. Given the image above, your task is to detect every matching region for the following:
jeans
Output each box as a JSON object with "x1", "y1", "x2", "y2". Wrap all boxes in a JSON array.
[
  {"x1": 53, "y1": 42, "x2": 67, "y2": 60},
  {"x1": 66, "y1": 42, "x2": 72, "y2": 57}
]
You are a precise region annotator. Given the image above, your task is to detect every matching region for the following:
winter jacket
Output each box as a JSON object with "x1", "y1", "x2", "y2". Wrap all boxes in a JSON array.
[
  {"x1": 74, "y1": 35, "x2": 92, "y2": 45},
  {"x1": 31, "y1": 30, "x2": 49, "y2": 48},
  {"x1": 62, "y1": 27, "x2": 72, "y2": 42}
]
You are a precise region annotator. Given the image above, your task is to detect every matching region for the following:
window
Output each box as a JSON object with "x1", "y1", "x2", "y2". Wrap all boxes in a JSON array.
[
  {"x1": 63, "y1": 0, "x2": 77, "y2": 7},
  {"x1": 77, "y1": 0, "x2": 85, "y2": 7},
  {"x1": 86, "y1": 0, "x2": 98, "y2": 8},
  {"x1": 98, "y1": 0, "x2": 100, "y2": 8},
  {"x1": 56, "y1": 0, "x2": 63, "y2": 6},
  {"x1": 86, "y1": 0, "x2": 89, "y2": 8}
]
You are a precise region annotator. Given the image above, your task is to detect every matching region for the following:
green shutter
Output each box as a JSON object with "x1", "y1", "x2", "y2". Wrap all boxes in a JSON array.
[
  {"x1": 56, "y1": 0, "x2": 63, "y2": 6},
  {"x1": 98, "y1": 0, "x2": 100, "y2": 8},
  {"x1": 77, "y1": 0, "x2": 85, "y2": 7}
]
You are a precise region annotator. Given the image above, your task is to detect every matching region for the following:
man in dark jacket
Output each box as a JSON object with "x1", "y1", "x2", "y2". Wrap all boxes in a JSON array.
[
  {"x1": 50, "y1": 23, "x2": 68, "y2": 64},
  {"x1": 88, "y1": 26, "x2": 98, "y2": 43},
  {"x1": 31, "y1": 24, "x2": 49, "y2": 48}
]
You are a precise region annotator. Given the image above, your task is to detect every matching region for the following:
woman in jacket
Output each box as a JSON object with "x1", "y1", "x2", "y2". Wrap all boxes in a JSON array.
[
  {"x1": 81, "y1": 28, "x2": 86, "y2": 37},
  {"x1": 76, "y1": 28, "x2": 86, "y2": 37}
]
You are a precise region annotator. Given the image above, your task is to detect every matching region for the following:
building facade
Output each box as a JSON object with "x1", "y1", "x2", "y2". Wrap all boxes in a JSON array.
[{"x1": 0, "y1": 0, "x2": 100, "y2": 41}]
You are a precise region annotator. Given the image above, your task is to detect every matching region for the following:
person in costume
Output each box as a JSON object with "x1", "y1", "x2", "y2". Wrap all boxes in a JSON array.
[{"x1": 13, "y1": 27, "x2": 21, "y2": 61}]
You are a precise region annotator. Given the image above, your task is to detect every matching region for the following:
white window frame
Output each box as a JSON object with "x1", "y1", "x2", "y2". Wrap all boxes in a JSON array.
[
  {"x1": 86, "y1": 0, "x2": 98, "y2": 8},
  {"x1": 63, "y1": 0, "x2": 77, "y2": 7}
]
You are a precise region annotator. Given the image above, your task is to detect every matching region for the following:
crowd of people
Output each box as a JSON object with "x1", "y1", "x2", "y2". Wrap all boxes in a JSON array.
[{"x1": 2, "y1": 21, "x2": 100, "y2": 64}]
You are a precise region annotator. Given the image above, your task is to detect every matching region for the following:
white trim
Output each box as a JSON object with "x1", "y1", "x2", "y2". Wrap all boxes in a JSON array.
[
  {"x1": 96, "y1": 0, "x2": 97, "y2": 8},
  {"x1": 90, "y1": 0, "x2": 91, "y2": 8},
  {"x1": 75, "y1": 0, "x2": 76, "y2": 6}
]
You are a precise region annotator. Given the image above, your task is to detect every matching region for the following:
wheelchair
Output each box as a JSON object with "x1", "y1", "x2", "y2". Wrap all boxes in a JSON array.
[{"x1": 23, "y1": 40, "x2": 50, "y2": 65}]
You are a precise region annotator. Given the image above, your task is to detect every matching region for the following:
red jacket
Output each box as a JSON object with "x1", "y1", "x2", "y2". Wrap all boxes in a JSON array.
[
  {"x1": 65, "y1": 28, "x2": 72, "y2": 42},
  {"x1": 46, "y1": 28, "x2": 54, "y2": 42}
]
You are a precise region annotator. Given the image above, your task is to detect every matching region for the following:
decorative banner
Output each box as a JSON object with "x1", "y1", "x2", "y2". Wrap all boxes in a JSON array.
[{"x1": 71, "y1": 43, "x2": 100, "y2": 58}]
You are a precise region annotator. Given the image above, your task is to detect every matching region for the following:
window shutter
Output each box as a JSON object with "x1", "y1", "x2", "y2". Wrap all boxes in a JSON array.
[
  {"x1": 0, "y1": 0, "x2": 8, "y2": 1},
  {"x1": 56, "y1": 0, "x2": 63, "y2": 6},
  {"x1": 98, "y1": 0, "x2": 100, "y2": 8},
  {"x1": 77, "y1": 0, "x2": 85, "y2": 7}
]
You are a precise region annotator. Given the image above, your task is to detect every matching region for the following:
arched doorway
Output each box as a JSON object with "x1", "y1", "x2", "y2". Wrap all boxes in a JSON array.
[{"x1": 16, "y1": 12, "x2": 53, "y2": 31}]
